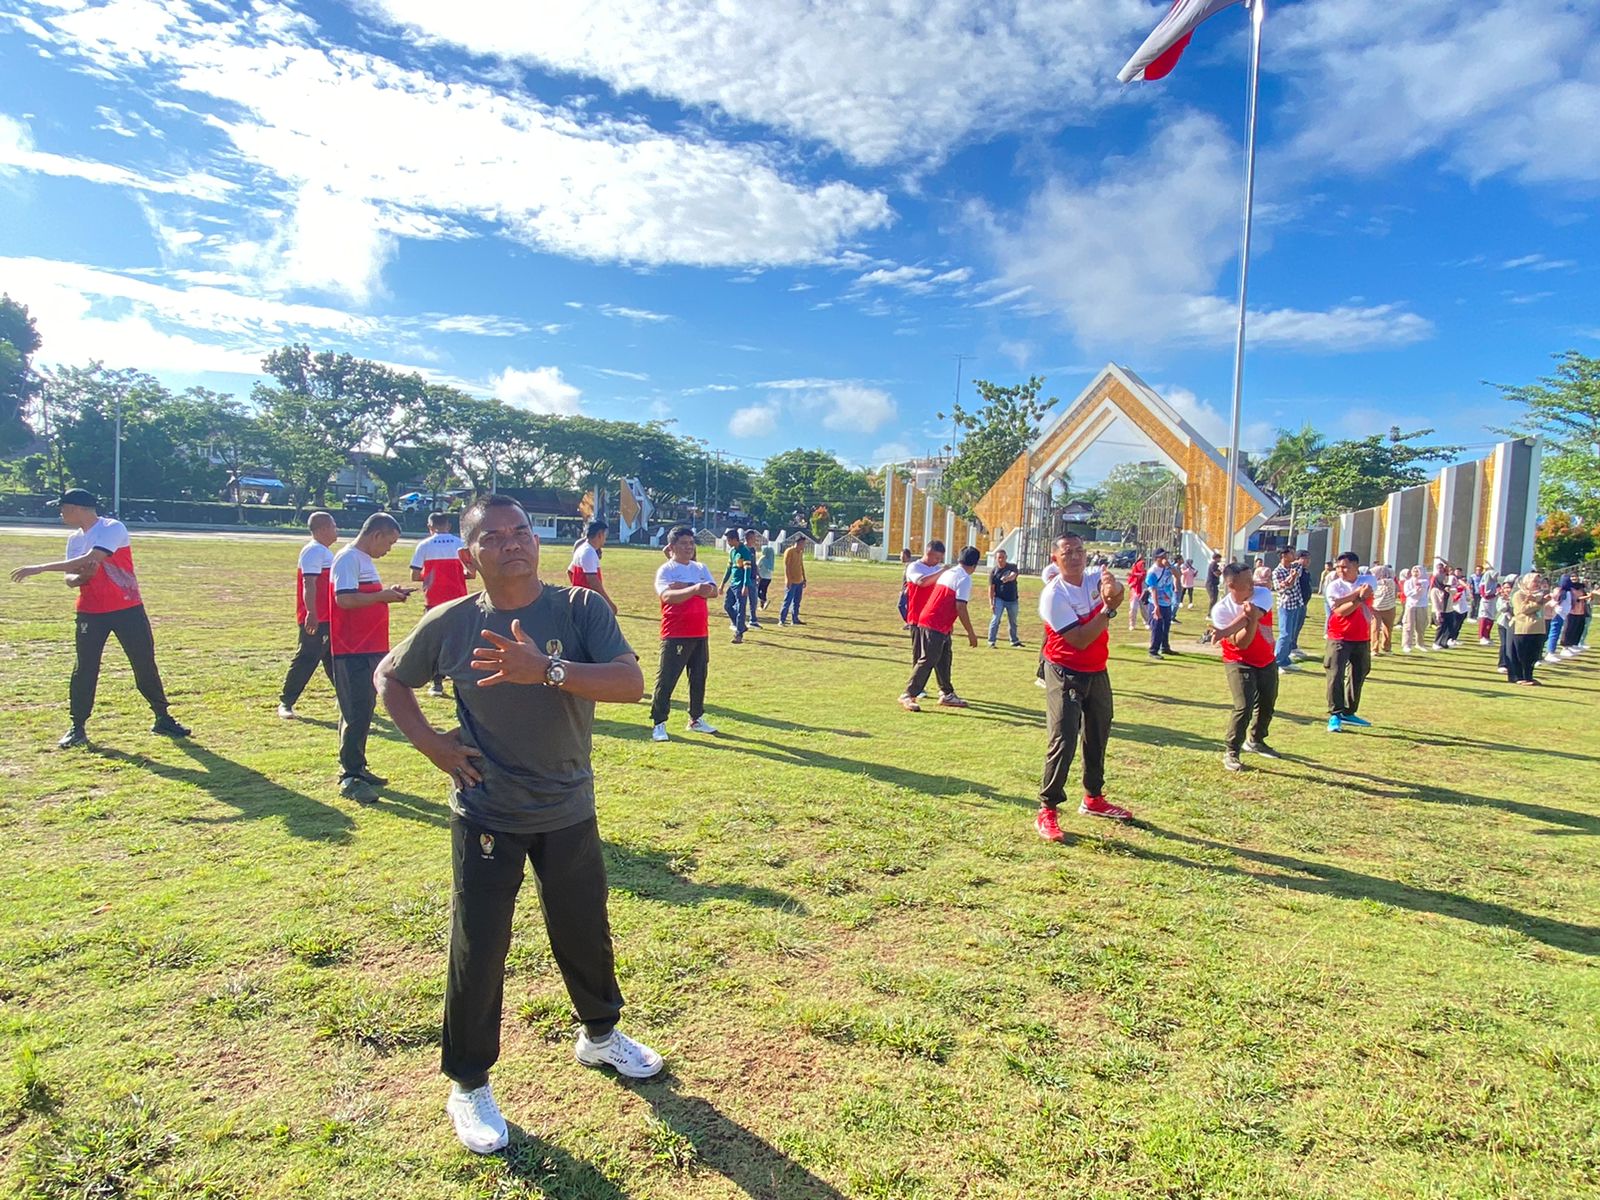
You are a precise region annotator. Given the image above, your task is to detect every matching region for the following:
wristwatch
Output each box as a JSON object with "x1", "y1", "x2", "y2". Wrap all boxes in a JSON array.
[
  {"x1": 543, "y1": 655, "x2": 567, "y2": 688},
  {"x1": 1104, "y1": 608, "x2": 1119, "y2": 622}
]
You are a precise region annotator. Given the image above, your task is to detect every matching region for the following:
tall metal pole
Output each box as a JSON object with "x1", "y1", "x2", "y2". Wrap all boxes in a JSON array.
[
  {"x1": 949, "y1": 353, "x2": 973, "y2": 459},
  {"x1": 113, "y1": 387, "x2": 123, "y2": 516},
  {"x1": 1221, "y1": 0, "x2": 1265, "y2": 565}
]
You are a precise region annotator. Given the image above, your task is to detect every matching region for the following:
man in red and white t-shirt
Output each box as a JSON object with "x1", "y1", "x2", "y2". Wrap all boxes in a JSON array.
[
  {"x1": 1036, "y1": 532, "x2": 1129, "y2": 838},
  {"x1": 277, "y1": 511, "x2": 339, "y2": 719},
  {"x1": 1209, "y1": 562, "x2": 1280, "y2": 771},
  {"x1": 901, "y1": 539, "x2": 945, "y2": 671},
  {"x1": 411, "y1": 511, "x2": 476, "y2": 696},
  {"x1": 1323, "y1": 551, "x2": 1374, "y2": 734},
  {"x1": 330, "y1": 512, "x2": 416, "y2": 802},
  {"x1": 899, "y1": 544, "x2": 979, "y2": 712},
  {"x1": 648, "y1": 525, "x2": 721, "y2": 742},
  {"x1": 568, "y1": 520, "x2": 618, "y2": 613},
  {"x1": 9, "y1": 488, "x2": 189, "y2": 748}
]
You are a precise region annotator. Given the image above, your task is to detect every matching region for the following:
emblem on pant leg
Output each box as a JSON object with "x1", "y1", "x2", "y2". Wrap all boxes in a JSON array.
[
  {"x1": 479, "y1": 834, "x2": 494, "y2": 859},
  {"x1": 1067, "y1": 688, "x2": 1079, "y2": 703}
]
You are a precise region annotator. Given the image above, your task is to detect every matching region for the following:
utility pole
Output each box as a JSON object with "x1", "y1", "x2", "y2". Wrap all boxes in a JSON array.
[
  {"x1": 948, "y1": 353, "x2": 974, "y2": 459},
  {"x1": 113, "y1": 385, "x2": 123, "y2": 517}
]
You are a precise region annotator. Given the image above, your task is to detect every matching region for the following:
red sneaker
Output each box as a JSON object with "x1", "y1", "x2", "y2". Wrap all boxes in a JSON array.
[
  {"x1": 1034, "y1": 806, "x2": 1064, "y2": 842},
  {"x1": 1079, "y1": 794, "x2": 1133, "y2": 822}
]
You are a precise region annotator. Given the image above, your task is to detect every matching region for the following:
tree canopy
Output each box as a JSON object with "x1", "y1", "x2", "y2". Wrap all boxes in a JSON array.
[
  {"x1": 1095, "y1": 462, "x2": 1178, "y2": 536},
  {"x1": 1494, "y1": 350, "x2": 1600, "y2": 524},
  {"x1": 937, "y1": 375, "x2": 1057, "y2": 519},
  {"x1": 0, "y1": 294, "x2": 42, "y2": 456}
]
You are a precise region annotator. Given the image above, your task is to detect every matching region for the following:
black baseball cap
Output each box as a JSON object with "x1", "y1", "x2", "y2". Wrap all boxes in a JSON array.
[{"x1": 49, "y1": 488, "x2": 99, "y2": 509}]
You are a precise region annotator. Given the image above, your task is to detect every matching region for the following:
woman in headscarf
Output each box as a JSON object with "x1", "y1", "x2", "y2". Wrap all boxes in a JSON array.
[
  {"x1": 1560, "y1": 578, "x2": 1589, "y2": 656},
  {"x1": 1370, "y1": 565, "x2": 1397, "y2": 655},
  {"x1": 1400, "y1": 566, "x2": 1430, "y2": 653},
  {"x1": 1508, "y1": 573, "x2": 1550, "y2": 685},
  {"x1": 1477, "y1": 567, "x2": 1499, "y2": 644}
]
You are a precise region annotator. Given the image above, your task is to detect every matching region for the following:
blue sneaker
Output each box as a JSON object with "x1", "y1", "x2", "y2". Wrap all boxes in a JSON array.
[
  {"x1": 1327, "y1": 715, "x2": 1343, "y2": 733},
  {"x1": 1341, "y1": 714, "x2": 1371, "y2": 728}
]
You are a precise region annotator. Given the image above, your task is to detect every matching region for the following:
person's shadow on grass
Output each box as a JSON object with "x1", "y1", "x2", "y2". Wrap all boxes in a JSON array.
[
  {"x1": 1116, "y1": 823, "x2": 1600, "y2": 956},
  {"x1": 604, "y1": 843, "x2": 805, "y2": 913},
  {"x1": 488, "y1": 1125, "x2": 631, "y2": 1198},
  {"x1": 637, "y1": 1076, "x2": 849, "y2": 1200},
  {"x1": 95, "y1": 742, "x2": 355, "y2": 842}
]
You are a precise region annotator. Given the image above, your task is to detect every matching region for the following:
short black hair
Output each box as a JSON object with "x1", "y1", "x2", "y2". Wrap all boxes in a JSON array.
[
  {"x1": 723, "y1": 527, "x2": 738, "y2": 541},
  {"x1": 585, "y1": 519, "x2": 609, "y2": 540},
  {"x1": 1223, "y1": 562, "x2": 1253, "y2": 583},
  {"x1": 1279, "y1": 546, "x2": 1294, "y2": 556},
  {"x1": 667, "y1": 524, "x2": 695, "y2": 544},
  {"x1": 461, "y1": 494, "x2": 529, "y2": 544},
  {"x1": 359, "y1": 512, "x2": 401, "y2": 538},
  {"x1": 428, "y1": 511, "x2": 449, "y2": 529},
  {"x1": 959, "y1": 545, "x2": 981, "y2": 568},
  {"x1": 1335, "y1": 550, "x2": 1360, "y2": 565},
  {"x1": 925, "y1": 539, "x2": 945, "y2": 554}
]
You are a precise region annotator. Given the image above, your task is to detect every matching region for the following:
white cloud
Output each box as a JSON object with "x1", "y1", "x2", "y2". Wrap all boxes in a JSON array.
[
  {"x1": 985, "y1": 113, "x2": 1433, "y2": 351},
  {"x1": 539, "y1": 323, "x2": 569, "y2": 335},
  {"x1": 429, "y1": 313, "x2": 533, "y2": 337},
  {"x1": 803, "y1": 384, "x2": 897, "y2": 434},
  {"x1": 1156, "y1": 385, "x2": 1275, "y2": 455},
  {"x1": 871, "y1": 441, "x2": 916, "y2": 464},
  {"x1": 852, "y1": 263, "x2": 973, "y2": 296},
  {"x1": 757, "y1": 377, "x2": 847, "y2": 391},
  {"x1": 682, "y1": 383, "x2": 738, "y2": 395},
  {"x1": 0, "y1": 112, "x2": 231, "y2": 200},
  {"x1": 17, "y1": 0, "x2": 892, "y2": 306},
  {"x1": 361, "y1": 0, "x2": 1154, "y2": 166},
  {"x1": 491, "y1": 365, "x2": 583, "y2": 415},
  {"x1": 1278, "y1": 1, "x2": 1600, "y2": 185},
  {"x1": 595, "y1": 367, "x2": 649, "y2": 381},
  {"x1": 1500, "y1": 253, "x2": 1576, "y2": 271},
  {"x1": 598, "y1": 304, "x2": 672, "y2": 323},
  {"x1": 728, "y1": 400, "x2": 779, "y2": 439}
]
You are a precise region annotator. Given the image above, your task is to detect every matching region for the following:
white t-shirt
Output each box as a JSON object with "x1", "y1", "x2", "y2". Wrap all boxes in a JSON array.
[
  {"x1": 570, "y1": 541, "x2": 601, "y2": 575},
  {"x1": 654, "y1": 559, "x2": 714, "y2": 595},
  {"x1": 66, "y1": 515, "x2": 130, "y2": 560},
  {"x1": 299, "y1": 540, "x2": 335, "y2": 576},
  {"x1": 1039, "y1": 569, "x2": 1105, "y2": 631},
  {"x1": 410, "y1": 532, "x2": 463, "y2": 568},
  {"x1": 1451, "y1": 583, "x2": 1472, "y2": 615},
  {"x1": 331, "y1": 545, "x2": 381, "y2": 592},
  {"x1": 1211, "y1": 586, "x2": 1275, "y2": 626},
  {"x1": 904, "y1": 560, "x2": 942, "y2": 586},
  {"x1": 1041, "y1": 562, "x2": 1061, "y2": 584},
  {"x1": 935, "y1": 565, "x2": 973, "y2": 603},
  {"x1": 1402, "y1": 576, "x2": 1428, "y2": 608}
]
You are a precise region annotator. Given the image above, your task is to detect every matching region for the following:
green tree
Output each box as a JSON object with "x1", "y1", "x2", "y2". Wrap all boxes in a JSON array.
[
  {"x1": 937, "y1": 375, "x2": 1058, "y2": 518},
  {"x1": 1097, "y1": 462, "x2": 1177, "y2": 536},
  {"x1": 0, "y1": 294, "x2": 42, "y2": 456},
  {"x1": 754, "y1": 449, "x2": 876, "y2": 526},
  {"x1": 42, "y1": 365, "x2": 225, "y2": 501},
  {"x1": 1534, "y1": 512, "x2": 1597, "y2": 571},
  {"x1": 1255, "y1": 423, "x2": 1327, "y2": 498},
  {"x1": 1494, "y1": 351, "x2": 1600, "y2": 523},
  {"x1": 1294, "y1": 427, "x2": 1458, "y2": 523}
]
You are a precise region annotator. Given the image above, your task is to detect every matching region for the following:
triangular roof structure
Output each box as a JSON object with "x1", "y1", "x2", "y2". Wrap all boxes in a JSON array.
[{"x1": 974, "y1": 363, "x2": 1277, "y2": 556}]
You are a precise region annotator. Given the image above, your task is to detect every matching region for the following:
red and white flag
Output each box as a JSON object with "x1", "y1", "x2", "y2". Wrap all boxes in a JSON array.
[{"x1": 1117, "y1": 0, "x2": 1244, "y2": 83}]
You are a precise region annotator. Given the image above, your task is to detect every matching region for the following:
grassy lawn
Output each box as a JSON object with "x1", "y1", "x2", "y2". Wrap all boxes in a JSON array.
[{"x1": 1, "y1": 529, "x2": 1597, "y2": 1199}]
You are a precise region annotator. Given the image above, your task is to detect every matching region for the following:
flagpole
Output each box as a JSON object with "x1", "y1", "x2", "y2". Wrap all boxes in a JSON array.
[{"x1": 1221, "y1": 0, "x2": 1264, "y2": 565}]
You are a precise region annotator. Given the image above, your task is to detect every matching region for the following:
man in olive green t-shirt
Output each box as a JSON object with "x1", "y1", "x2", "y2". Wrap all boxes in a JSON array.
[{"x1": 375, "y1": 494, "x2": 661, "y2": 1156}]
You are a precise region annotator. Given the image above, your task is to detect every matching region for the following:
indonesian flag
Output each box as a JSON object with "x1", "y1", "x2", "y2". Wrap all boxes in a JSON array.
[{"x1": 1117, "y1": 0, "x2": 1244, "y2": 83}]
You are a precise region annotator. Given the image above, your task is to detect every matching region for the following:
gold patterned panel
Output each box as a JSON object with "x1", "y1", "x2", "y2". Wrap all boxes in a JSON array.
[
  {"x1": 1475, "y1": 454, "x2": 1496, "y2": 569},
  {"x1": 1425, "y1": 479, "x2": 1442, "y2": 561}
]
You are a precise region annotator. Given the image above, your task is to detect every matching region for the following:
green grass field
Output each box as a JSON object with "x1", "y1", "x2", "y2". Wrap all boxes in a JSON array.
[{"x1": 1, "y1": 530, "x2": 1597, "y2": 1200}]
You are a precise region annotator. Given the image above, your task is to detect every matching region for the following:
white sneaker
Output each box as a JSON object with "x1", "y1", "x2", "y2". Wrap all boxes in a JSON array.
[
  {"x1": 1400, "y1": 646, "x2": 1412, "y2": 654},
  {"x1": 1497, "y1": 665, "x2": 1508, "y2": 673},
  {"x1": 446, "y1": 1082, "x2": 508, "y2": 1154},
  {"x1": 651, "y1": 723, "x2": 669, "y2": 742},
  {"x1": 276, "y1": 704, "x2": 296, "y2": 719},
  {"x1": 1033, "y1": 677, "x2": 1047, "y2": 689},
  {"x1": 686, "y1": 716, "x2": 718, "y2": 734},
  {"x1": 575, "y1": 1029, "x2": 663, "y2": 1079},
  {"x1": 1560, "y1": 647, "x2": 1577, "y2": 658},
  {"x1": 1478, "y1": 638, "x2": 1491, "y2": 646},
  {"x1": 1544, "y1": 653, "x2": 1561, "y2": 665}
]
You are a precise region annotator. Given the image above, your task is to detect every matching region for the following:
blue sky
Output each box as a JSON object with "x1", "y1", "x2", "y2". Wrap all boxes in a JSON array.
[{"x1": 2, "y1": 0, "x2": 1597, "y2": 483}]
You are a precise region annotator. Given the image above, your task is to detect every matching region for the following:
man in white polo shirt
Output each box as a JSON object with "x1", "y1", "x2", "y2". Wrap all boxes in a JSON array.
[
  {"x1": 278, "y1": 511, "x2": 339, "y2": 719},
  {"x1": 9, "y1": 487, "x2": 189, "y2": 748}
]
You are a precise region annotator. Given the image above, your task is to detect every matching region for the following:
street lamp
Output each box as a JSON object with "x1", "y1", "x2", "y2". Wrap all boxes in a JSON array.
[{"x1": 113, "y1": 386, "x2": 123, "y2": 517}]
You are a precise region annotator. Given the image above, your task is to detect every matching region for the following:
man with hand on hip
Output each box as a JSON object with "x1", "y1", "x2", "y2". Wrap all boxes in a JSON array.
[{"x1": 376, "y1": 494, "x2": 659, "y2": 1158}]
